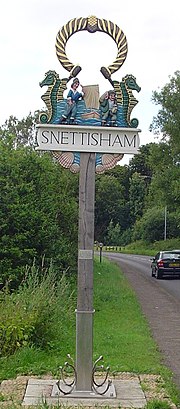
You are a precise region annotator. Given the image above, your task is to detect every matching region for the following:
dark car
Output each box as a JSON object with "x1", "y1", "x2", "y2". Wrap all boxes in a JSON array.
[{"x1": 151, "y1": 250, "x2": 180, "y2": 279}]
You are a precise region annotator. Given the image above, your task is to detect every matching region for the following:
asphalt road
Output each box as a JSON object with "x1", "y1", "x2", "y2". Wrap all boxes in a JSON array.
[{"x1": 103, "y1": 252, "x2": 180, "y2": 392}]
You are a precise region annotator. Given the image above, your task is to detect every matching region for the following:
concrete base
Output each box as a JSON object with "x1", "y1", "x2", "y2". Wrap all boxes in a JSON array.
[{"x1": 23, "y1": 378, "x2": 146, "y2": 407}]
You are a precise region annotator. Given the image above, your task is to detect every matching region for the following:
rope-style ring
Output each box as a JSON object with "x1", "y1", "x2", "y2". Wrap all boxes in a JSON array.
[{"x1": 55, "y1": 15, "x2": 128, "y2": 79}]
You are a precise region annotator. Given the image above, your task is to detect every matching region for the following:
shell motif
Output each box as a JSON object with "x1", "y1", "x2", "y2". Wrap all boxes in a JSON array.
[
  {"x1": 96, "y1": 153, "x2": 124, "y2": 173},
  {"x1": 52, "y1": 152, "x2": 124, "y2": 174},
  {"x1": 52, "y1": 151, "x2": 74, "y2": 168}
]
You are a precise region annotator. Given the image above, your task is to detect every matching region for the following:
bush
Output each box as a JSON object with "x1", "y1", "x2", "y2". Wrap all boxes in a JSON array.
[
  {"x1": 106, "y1": 220, "x2": 132, "y2": 246},
  {"x1": 132, "y1": 208, "x2": 180, "y2": 243},
  {"x1": 0, "y1": 146, "x2": 78, "y2": 289},
  {"x1": 0, "y1": 261, "x2": 75, "y2": 357}
]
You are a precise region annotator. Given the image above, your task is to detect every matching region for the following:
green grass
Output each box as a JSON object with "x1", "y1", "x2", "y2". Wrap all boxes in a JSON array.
[
  {"x1": 124, "y1": 238, "x2": 180, "y2": 255},
  {"x1": 0, "y1": 257, "x2": 179, "y2": 405},
  {"x1": 145, "y1": 400, "x2": 172, "y2": 409},
  {"x1": 93, "y1": 258, "x2": 162, "y2": 373},
  {"x1": 101, "y1": 238, "x2": 180, "y2": 256},
  {"x1": 93, "y1": 257, "x2": 180, "y2": 404}
]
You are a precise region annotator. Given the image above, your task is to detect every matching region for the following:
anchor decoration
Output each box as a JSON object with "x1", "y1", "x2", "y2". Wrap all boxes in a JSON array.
[{"x1": 39, "y1": 16, "x2": 141, "y2": 174}]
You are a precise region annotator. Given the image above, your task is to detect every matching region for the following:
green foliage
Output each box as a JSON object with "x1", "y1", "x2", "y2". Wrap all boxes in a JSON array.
[
  {"x1": 106, "y1": 164, "x2": 131, "y2": 200},
  {"x1": 0, "y1": 261, "x2": 75, "y2": 357},
  {"x1": 0, "y1": 140, "x2": 78, "y2": 288},
  {"x1": 129, "y1": 144, "x2": 153, "y2": 178},
  {"x1": 1, "y1": 70, "x2": 180, "y2": 292},
  {"x1": 106, "y1": 220, "x2": 122, "y2": 245},
  {"x1": 0, "y1": 113, "x2": 37, "y2": 147},
  {"x1": 120, "y1": 227, "x2": 132, "y2": 245},
  {"x1": 0, "y1": 258, "x2": 179, "y2": 405},
  {"x1": 145, "y1": 399, "x2": 172, "y2": 409},
  {"x1": 106, "y1": 220, "x2": 132, "y2": 246},
  {"x1": 129, "y1": 172, "x2": 147, "y2": 223},
  {"x1": 93, "y1": 258, "x2": 169, "y2": 376},
  {"x1": 146, "y1": 143, "x2": 180, "y2": 211},
  {"x1": 150, "y1": 70, "x2": 180, "y2": 155},
  {"x1": 95, "y1": 173, "x2": 130, "y2": 241},
  {"x1": 132, "y1": 207, "x2": 180, "y2": 243},
  {"x1": 0, "y1": 257, "x2": 168, "y2": 371},
  {"x1": 120, "y1": 238, "x2": 180, "y2": 256}
]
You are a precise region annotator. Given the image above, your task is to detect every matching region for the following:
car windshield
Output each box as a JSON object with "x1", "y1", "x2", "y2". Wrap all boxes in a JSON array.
[{"x1": 162, "y1": 252, "x2": 180, "y2": 259}]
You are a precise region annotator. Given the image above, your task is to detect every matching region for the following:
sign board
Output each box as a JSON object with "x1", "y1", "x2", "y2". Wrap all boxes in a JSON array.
[{"x1": 36, "y1": 124, "x2": 140, "y2": 154}]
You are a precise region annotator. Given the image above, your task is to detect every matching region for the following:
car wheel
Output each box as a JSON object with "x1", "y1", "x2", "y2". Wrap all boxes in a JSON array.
[
  {"x1": 155, "y1": 269, "x2": 162, "y2": 279},
  {"x1": 151, "y1": 269, "x2": 155, "y2": 277}
]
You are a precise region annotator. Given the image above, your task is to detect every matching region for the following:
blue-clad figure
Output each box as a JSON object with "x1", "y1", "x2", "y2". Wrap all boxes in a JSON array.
[{"x1": 59, "y1": 77, "x2": 84, "y2": 124}]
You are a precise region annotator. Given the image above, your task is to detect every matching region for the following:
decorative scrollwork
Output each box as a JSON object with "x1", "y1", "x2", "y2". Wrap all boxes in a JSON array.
[
  {"x1": 55, "y1": 16, "x2": 128, "y2": 81},
  {"x1": 92, "y1": 355, "x2": 112, "y2": 395},
  {"x1": 56, "y1": 354, "x2": 77, "y2": 395}
]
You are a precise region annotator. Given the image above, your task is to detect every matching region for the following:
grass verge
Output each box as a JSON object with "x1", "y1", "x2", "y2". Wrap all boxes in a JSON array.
[
  {"x1": 94, "y1": 257, "x2": 162, "y2": 372},
  {"x1": 0, "y1": 257, "x2": 179, "y2": 406},
  {"x1": 100, "y1": 238, "x2": 180, "y2": 256}
]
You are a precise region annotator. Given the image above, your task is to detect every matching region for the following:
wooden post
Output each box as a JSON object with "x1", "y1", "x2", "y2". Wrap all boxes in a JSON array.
[{"x1": 76, "y1": 152, "x2": 95, "y2": 391}]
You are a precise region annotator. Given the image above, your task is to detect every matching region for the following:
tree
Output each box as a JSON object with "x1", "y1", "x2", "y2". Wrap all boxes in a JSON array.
[
  {"x1": 132, "y1": 207, "x2": 180, "y2": 243},
  {"x1": 106, "y1": 165, "x2": 131, "y2": 201},
  {"x1": 106, "y1": 220, "x2": 122, "y2": 246},
  {"x1": 150, "y1": 70, "x2": 180, "y2": 157},
  {"x1": 129, "y1": 144, "x2": 153, "y2": 179},
  {"x1": 144, "y1": 72, "x2": 180, "y2": 225},
  {"x1": 95, "y1": 173, "x2": 130, "y2": 242},
  {"x1": 0, "y1": 140, "x2": 78, "y2": 289},
  {"x1": 129, "y1": 172, "x2": 147, "y2": 224},
  {"x1": 0, "y1": 113, "x2": 37, "y2": 147},
  {"x1": 145, "y1": 143, "x2": 180, "y2": 211}
]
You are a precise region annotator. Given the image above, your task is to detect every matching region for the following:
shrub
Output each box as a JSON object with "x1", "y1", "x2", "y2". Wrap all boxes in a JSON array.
[
  {"x1": 0, "y1": 261, "x2": 75, "y2": 357},
  {"x1": 0, "y1": 146, "x2": 78, "y2": 290},
  {"x1": 132, "y1": 208, "x2": 180, "y2": 243}
]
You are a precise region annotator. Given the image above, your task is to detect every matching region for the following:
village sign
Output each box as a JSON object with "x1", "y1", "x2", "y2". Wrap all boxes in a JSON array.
[{"x1": 36, "y1": 15, "x2": 141, "y2": 399}]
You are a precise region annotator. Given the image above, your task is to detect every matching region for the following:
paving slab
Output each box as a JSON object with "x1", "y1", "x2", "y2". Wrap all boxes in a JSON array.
[{"x1": 23, "y1": 378, "x2": 146, "y2": 407}]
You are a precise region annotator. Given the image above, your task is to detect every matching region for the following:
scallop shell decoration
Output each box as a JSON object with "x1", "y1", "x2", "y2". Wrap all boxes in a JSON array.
[
  {"x1": 52, "y1": 151, "x2": 124, "y2": 174},
  {"x1": 52, "y1": 152, "x2": 79, "y2": 173},
  {"x1": 96, "y1": 154, "x2": 124, "y2": 174}
]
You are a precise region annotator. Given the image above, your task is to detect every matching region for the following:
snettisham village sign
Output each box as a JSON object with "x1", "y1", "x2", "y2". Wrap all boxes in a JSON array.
[{"x1": 36, "y1": 15, "x2": 141, "y2": 399}]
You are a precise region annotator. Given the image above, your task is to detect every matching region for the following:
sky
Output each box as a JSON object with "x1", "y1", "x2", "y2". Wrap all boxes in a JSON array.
[{"x1": 0, "y1": 0, "x2": 179, "y2": 164}]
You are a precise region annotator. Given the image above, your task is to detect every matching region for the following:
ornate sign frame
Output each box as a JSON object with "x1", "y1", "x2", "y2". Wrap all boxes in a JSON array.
[{"x1": 37, "y1": 15, "x2": 141, "y2": 173}]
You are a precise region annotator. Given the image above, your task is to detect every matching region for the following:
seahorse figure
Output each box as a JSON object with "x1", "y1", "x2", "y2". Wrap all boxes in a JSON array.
[
  {"x1": 39, "y1": 70, "x2": 68, "y2": 123},
  {"x1": 112, "y1": 74, "x2": 141, "y2": 127}
]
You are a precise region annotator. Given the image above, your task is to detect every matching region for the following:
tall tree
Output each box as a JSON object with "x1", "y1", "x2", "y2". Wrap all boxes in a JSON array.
[
  {"x1": 129, "y1": 172, "x2": 147, "y2": 224},
  {"x1": 129, "y1": 144, "x2": 153, "y2": 179},
  {"x1": 150, "y1": 70, "x2": 180, "y2": 157},
  {"x1": 95, "y1": 173, "x2": 130, "y2": 242},
  {"x1": 145, "y1": 143, "x2": 180, "y2": 211},
  {"x1": 0, "y1": 139, "x2": 78, "y2": 289},
  {"x1": 0, "y1": 112, "x2": 37, "y2": 147}
]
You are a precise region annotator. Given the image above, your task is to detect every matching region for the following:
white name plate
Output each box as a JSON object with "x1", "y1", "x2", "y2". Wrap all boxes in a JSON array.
[
  {"x1": 36, "y1": 124, "x2": 140, "y2": 154},
  {"x1": 78, "y1": 250, "x2": 93, "y2": 260}
]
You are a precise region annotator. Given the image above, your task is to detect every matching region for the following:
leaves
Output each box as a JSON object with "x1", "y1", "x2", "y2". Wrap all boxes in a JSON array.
[
  {"x1": 150, "y1": 70, "x2": 180, "y2": 155},
  {"x1": 0, "y1": 263, "x2": 75, "y2": 356},
  {"x1": 0, "y1": 73, "x2": 180, "y2": 278},
  {"x1": 0, "y1": 138, "x2": 78, "y2": 288}
]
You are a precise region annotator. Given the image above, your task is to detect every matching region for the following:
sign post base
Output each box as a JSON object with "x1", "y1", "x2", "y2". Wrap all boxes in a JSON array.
[{"x1": 52, "y1": 380, "x2": 116, "y2": 399}]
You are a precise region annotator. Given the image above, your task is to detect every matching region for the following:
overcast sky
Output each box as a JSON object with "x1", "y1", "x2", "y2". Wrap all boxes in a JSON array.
[{"x1": 1, "y1": 0, "x2": 179, "y2": 162}]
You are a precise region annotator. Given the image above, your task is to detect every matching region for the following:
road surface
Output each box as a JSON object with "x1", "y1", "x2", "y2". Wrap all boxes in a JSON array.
[{"x1": 103, "y1": 252, "x2": 180, "y2": 391}]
